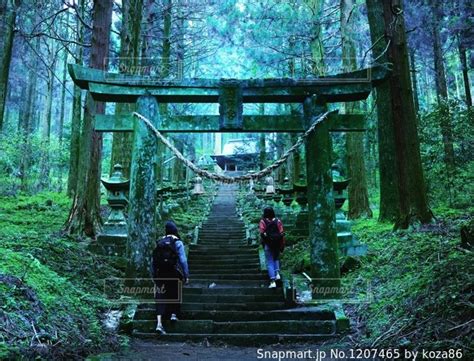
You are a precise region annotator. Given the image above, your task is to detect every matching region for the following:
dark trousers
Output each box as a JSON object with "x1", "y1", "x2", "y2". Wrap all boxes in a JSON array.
[{"x1": 154, "y1": 271, "x2": 182, "y2": 318}]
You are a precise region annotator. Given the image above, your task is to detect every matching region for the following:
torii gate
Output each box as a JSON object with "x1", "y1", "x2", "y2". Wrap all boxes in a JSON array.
[{"x1": 69, "y1": 64, "x2": 388, "y2": 295}]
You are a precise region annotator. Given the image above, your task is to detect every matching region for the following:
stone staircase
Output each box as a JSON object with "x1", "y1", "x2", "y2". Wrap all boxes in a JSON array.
[{"x1": 132, "y1": 184, "x2": 341, "y2": 345}]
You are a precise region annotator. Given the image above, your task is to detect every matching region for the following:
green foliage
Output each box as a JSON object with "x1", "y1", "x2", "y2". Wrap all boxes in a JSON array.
[
  {"x1": 0, "y1": 192, "x2": 123, "y2": 358},
  {"x1": 0, "y1": 132, "x2": 69, "y2": 195},
  {"x1": 419, "y1": 102, "x2": 474, "y2": 208},
  {"x1": 344, "y1": 211, "x2": 473, "y2": 353}
]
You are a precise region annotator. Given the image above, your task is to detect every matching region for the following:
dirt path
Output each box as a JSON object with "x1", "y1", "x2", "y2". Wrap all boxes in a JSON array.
[{"x1": 88, "y1": 338, "x2": 369, "y2": 361}]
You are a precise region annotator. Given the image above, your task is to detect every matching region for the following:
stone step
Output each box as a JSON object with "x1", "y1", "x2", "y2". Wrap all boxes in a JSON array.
[
  {"x1": 189, "y1": 252, "x2": 258, "y2": 258},
  {"x1": 190, "y1": 268, "x2": 263, "y2": 275},
  {"x1": 182, "y1": 293, "x2": 283, "y2": 303},
  {"x1": 190, "y1": 266, "x2": 262, "y2": 273},
  {"x1": 200, "y1": 221, "x2": 244, "y2": 225},
  {"x1": 189, "y1": 257, "x2": 259, "y2": 264},
  {"x1": 198, "y1": 235, "x2": 246, "y2": 240},
  {"x1": 188, "y1": 274, "x2": 268, "y2": 281},
  {"x1": 141, "y1": 301, "x2": 286, "y2": 312},
  {"x1": 133, "y1": 319, "x2": 335, "y2": 334},
  {"x1": 201, "y1": 227, "x2": 244, "y2": 231},
  {"x1": 190, "y1": 258, "x2": 260, "y2": 265},
  {"x1": 183, "y1": 286, "x2": 279, "y2": 296},
  {"x1": 135, "y1": 308, "x2": 333, "y2": 322},
  {"x1": 181, "y1": 279, "x2": 276, "y2": 288},
  {"x1": 214, "y1": 320, "x2": 335, "y2": 334},
  {"x1": 198, "y1": 233, "x2": 245, "y2": 237},
  {"x1": 197, "y1": 241, "x2": 247, "y2": 245},
  {"x1": 189, "y1": 245, "x2": 258, "y2": 252},
  {"x1": 188, "y1": 254, "x2": 259, "y2": 261},
  {"x1": 132, "y1": 332, "x2": 335, "y2": 345},
  {"x1": 190, "y1": 265, "x2": 262, "y2": 271}
]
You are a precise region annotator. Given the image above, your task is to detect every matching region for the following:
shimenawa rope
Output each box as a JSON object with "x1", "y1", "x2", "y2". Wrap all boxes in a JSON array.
[{"x1": 132, "y1": 110, "x2": 332, "y2": 183}]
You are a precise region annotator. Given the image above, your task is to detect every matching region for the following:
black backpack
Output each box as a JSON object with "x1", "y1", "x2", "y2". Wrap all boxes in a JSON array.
[
  {"x1": 153, "y1": 236, "x2": 178, "y2": 272},
  {"x1": 264, "y1": 219, "x2": 283, "y2": 250}
]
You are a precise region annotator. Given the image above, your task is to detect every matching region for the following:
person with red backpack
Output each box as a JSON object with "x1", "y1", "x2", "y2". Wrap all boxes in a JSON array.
[
  {"x1": 259, "y1": 207, "x2": 285, "y2": 288},
  {"x1": 152, "y1": 221, "x2": 189, "y2": 335}
]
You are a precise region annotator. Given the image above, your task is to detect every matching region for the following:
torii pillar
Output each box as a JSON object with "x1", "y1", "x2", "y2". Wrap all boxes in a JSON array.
[
  {"x1": 127, "y1": 95, "x2": 160, "y2": 278},
  {"x1": 304, "y1": 95, "x2": 341, "y2": 297}
]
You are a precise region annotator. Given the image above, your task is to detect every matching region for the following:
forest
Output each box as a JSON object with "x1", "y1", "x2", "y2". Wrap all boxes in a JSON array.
[{"x1": 0, "y1": 0, "x2": 472, "y2": 360}]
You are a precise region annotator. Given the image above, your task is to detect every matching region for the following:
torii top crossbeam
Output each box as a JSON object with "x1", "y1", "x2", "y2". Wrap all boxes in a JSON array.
[{"x1": 68, "y1": 64, "x2": 389, "y2": 104}]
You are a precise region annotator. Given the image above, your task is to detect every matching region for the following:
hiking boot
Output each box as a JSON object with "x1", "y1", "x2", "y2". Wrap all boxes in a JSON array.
[
  {"x1": 170, "y1": 314, "x2": 178, "y2": 321},
  {"x1": 155, "y1": 324, "x2": 167, "y2": 335},
  {"x1": 268, "y1": 281, "x2": 277, "y2": 289}
]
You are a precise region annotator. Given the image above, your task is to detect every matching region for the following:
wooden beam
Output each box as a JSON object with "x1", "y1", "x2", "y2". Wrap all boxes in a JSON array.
[
  {"x1": 69, "y1": 64, "x2": 390, "y2": 104},
  {"x1": 94, "y1": 113, "x2": 366, "y2": 133}
]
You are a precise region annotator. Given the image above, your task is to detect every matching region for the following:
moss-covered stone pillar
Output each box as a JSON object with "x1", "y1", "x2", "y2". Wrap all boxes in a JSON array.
[
  {"x1": 304, "y1": 95, "x2": 341, "y2": 298},
  {"x1": 127, "y1": 95, "x2": 160, "y2": 278}
]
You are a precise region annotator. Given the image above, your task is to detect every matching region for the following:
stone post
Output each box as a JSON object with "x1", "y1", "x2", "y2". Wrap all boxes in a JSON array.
[
  {"x1": 127, "y1": 95, "x2": 160, "y2": 278},
  {"x1": 304, "y1": 95, "x2": 341, "y2": 297}
]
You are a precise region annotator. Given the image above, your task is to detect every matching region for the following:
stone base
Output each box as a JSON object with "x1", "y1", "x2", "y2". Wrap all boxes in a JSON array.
[{"x1": 89, "y1": 234, "x2": 128, "y2": 257}]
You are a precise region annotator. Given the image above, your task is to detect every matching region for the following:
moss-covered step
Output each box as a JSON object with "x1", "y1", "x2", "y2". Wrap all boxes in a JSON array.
[
  {"x1": 187, "y1": 254, "x2": 259, "y2": 261},
  {"x1": 132, "y1": 332, "x2": 336, "y2": 346},
  {"x1": 189, "y1": 262, "x2": 261, "y2": 269},
  {"x1": 187, "y1": 274, "x2": 268, "y2": 281},
  {"x1": 181, "y1": 294, "x2": 283, "y2": 303},
  {"x1": 183, "y1": 286, "x2": 281, "y2": 296},
  {"x1": 135, "y1": 308, "x2": 335, "y2": 322},
  {"x1": 180, "y1": 301, "x2": 287, "y2": 311}
]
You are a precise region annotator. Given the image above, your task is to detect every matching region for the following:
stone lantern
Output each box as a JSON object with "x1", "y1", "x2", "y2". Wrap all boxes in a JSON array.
[
  {"x1": 94, "y1": 164, "x2": 129, "y2": 256},
  {"x1": 280, "y1": 177, "x2": 294, "y2": 207},
  {"x1": 192, "y1": 176, "x2": 205, "y2": 195},
  {"x1": 248, "y1": 170, "x2": 255, "y2": 193},
  {"x1": 265, "y1": 175, "x2": 275, "y2": 194}
]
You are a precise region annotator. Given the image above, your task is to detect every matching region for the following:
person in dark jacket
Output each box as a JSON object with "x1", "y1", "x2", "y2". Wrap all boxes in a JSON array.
[
  {"x1": 259, "y1": 207, "x2": 285, "y2": 288},
  {"x1": 152, "y1": 221, "x2": 189, "y2": 335}
]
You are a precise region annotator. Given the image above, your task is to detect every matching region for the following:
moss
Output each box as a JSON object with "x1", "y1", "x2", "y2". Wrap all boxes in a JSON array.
[
  {"x1": 0, "y1": 191, "x2": 123, "y2": 359},
  {"x1": 343, "y1": 211, "x2": 473, "y2": 354}
]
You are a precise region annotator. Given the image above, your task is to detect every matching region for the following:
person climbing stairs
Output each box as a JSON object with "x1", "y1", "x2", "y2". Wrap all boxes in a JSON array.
[{"x1": 132, "y1": 184, "x2": 342, "y2": 345}]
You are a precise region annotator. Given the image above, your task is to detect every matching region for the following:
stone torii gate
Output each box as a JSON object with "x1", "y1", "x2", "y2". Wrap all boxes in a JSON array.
[{"x1": 69, "y1": 64, "x2": 388, "y2": 294}]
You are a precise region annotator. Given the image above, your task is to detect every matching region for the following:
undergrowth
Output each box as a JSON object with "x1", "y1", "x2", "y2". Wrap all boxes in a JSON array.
[
  {"x1": 0, "y1": 186, "x2": 216, "y2": 359},
  {"x1": 343, "y1": 208, "x2": 473, "y2": 356}
]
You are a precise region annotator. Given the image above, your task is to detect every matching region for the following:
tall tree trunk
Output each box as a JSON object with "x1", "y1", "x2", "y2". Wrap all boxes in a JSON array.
[
  {"x1": 58, "y1": 11, "x2": 70, "y2": 145},
  {"x1": 366, "y1": 0, "x2": 432, "y2": 228},
  {"x1": 19, "y1": 37, "x2": 39, "y2": 191},
  {"x1": 38, "y1": 43, "x2": 57, "y2": 191},
  {"x1": 430, "y1": 0, "x2": 456, "y2": 201},
  {"x1": 341, "y1": 0, "x2": 372, "y2": 219},
  {"x1": 305, "y1": 0, "x2": 325, "y2": 75},
  {"x1": 110, "y1": 0, "x2": 143, "y2": 178},
  {"x1": 65, "y1": 0, "x2": 113, "y2": 237},
  {"x1": 458, "y1": 40, "x2": 472, "y2": 108},
  {"x1": 0, "y1": 0, "x2": 17, "y2": 131},
  {"x1": 409, "y1": 48, "x2": 420, "y2": 114},
  {"x1": 67, "y1": 0, "x2": 85, "y2": 197}
]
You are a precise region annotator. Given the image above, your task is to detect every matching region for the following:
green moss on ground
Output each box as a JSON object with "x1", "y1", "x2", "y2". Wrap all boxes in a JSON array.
[
  {"x1": 276, "y1": 200, "x2": 472, "y2": 354},
  {"x1": 0, "y1": 187, "x2": 216, "y2": 359},
  {"x1": 0, "y1": 192, "x2": 124, "y2": 359},
  {"x1": 343, "y1": 209, "x2": 473, "y2": 355}
]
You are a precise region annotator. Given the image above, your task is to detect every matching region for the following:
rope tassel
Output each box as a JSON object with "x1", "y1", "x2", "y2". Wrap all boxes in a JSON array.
[{"x1": 132, "y1": 110, "x2": 332, "y2": 183}]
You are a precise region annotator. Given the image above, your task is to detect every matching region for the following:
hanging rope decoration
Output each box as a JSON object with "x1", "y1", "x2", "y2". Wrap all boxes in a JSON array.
[{"x1": 133, "y1": 110, "x2": 332, "y2": 184}]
